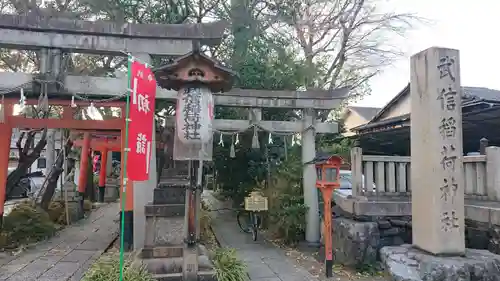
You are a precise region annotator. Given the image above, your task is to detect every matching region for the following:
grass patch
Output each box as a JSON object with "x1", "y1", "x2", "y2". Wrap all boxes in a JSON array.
[
  {"x1": 212, "y1": 247, "x2": 248, "y2": 281},
  {"x1": 354, "y1": 262, "x2": 385, "y2": 277},
  {"x1": 82, "y1": 255, "x2": 154, "y2": 281}
]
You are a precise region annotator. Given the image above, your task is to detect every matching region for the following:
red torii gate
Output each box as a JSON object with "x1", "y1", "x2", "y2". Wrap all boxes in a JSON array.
[
  {"x1": 0, "y1": 98, "x2": 134, "y2": 234},
  {"x1": 72, "y1": 130, "x2": 122, "y2": 202}
]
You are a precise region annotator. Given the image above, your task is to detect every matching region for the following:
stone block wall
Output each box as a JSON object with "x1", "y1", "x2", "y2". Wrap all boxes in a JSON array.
[
  {"x1": 465, "y1": 219, "x2": 500, "y2": 255},
  {"x1": 319, "y1": 215, "x2": 411, "y2": 267},
  {"x1": 320, "y1": 214, "x2": 500, "y2": 267}
]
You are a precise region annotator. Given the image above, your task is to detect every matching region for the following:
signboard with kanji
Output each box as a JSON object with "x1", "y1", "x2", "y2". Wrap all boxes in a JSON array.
[{"x1": 127, "y1": 59, "x2": 156, "y2": 181}]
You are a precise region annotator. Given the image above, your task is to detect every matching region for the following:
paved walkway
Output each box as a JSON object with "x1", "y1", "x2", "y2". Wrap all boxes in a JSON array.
[
  {"x1": 0, "y1": 202, "x2": 119, "y2": 281},
  {"x1": 204, "y1": 191, "x2": 319, "y2": 281}
]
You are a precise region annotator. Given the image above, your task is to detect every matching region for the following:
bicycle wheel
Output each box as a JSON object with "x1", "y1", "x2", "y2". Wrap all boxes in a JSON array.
[{"x1": 237, "y1": 210, "x2": 252, "y2": 233}]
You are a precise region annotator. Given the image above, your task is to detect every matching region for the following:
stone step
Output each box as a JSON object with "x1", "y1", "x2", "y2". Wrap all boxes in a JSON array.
[
  {"x1": 142, "y1": 245, "x2": 183, "y2": 258},
  {"x1": 145, "y1": 204, "x2": 185, "y2": 217},
  {"x1": 153, "y1": 187, "x2": 186, "y2": 205},
  {"x1": 158, "y1": 178, "x2": 189, "y2": 186},
  {"x1": 161, "y1": 169, "x2": 189, "y2": 178},
  {"x1": 152, "y1": 270, "x2": 216, "y2": 281}
]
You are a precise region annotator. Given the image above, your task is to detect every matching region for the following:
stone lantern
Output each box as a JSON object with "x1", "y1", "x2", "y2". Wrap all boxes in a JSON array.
[{"x1": 153, "y1": 42, "x2": 237, "y2": 281}]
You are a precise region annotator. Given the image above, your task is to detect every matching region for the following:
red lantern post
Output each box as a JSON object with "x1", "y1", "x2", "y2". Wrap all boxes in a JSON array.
[{"x1": 312, "y1": 154, "x2": 342, "y2": 277}]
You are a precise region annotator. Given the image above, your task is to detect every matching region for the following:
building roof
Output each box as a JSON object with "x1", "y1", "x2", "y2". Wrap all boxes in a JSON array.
[
  {"x1": 369, "y1": 83, "x2": 410, "y2": 123},
  {"x1": 351, "y1": 84, "x2": 500, "y2": 134},
  {"x1": 348, "y1": 106, "x2": 381, "y2": 120},
  {"x1": 365, "y1": 83, "x2": 500, "y2": 125}
]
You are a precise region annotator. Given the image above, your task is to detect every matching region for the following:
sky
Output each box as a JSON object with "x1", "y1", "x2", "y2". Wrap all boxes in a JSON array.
[{"x1": 354, "y1": 0, "x2": 500, "y2": 107}]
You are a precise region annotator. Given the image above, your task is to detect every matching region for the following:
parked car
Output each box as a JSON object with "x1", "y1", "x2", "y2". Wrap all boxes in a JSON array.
[
  {"x1": 318, "y1": 170, "x2": 376, "y2": 216},
  {"x1": 338, "y1": 170, "x2": 376, "y2": 195},
  {"x1": 7, "y1": 168, "x2": 45, "y2": 200}
]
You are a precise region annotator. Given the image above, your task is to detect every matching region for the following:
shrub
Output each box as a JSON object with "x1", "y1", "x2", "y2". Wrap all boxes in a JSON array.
[
  {"x1": 82, "y1": 255, "x2": 154, "y2": 281},
  {"x1": 47, "y1": 200, "x2": 77, "y2": 225},
  {"x1": 212, "y1": 248, "x2": 248, "y2": 281},
  {"x1": 0, "y1": 202, "x2": 57, "y2": 249},
  {"x1": 263, "y1": 155, "x2": 308, "y2": 245}
]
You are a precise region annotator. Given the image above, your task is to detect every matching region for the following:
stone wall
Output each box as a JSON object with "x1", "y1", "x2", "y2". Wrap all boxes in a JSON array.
[
  {"x1": 319, "y1": 213, "x2": 411, "y2": 267},
  {"x1": 319, "y1": 211, "x2": 500, "y2": 267}
]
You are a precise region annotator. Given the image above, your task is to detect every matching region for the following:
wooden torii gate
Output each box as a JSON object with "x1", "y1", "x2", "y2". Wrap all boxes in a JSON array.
[{"x1": 0, "y1": 12, "x2": 348, "y2": 247}]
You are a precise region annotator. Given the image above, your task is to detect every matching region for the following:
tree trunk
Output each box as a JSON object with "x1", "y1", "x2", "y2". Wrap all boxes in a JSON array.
[
  {"x1": 40, "y1": 139, "x2": 74, "y2": 211},
  {"x1": 5, "y1": 162, "x2": 33, "y2": 199},
  {"x1": 5, "y1": 128, "x2": 48, "y2": 201}
]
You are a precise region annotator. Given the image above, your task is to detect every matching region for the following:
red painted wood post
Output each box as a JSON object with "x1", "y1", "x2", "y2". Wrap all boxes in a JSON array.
[
  {"x1": 321, "y1": 188, "x2": 334, "y2": 277},
  {"x1": 0, "y1": 103, "x2": 13, "y2": 228},
  {"x1": 78, "y1": 132, "x2": 91, "y2": 215},
  {"x1": 98, "y1": 144, "x2": 108, "y2": 203}
]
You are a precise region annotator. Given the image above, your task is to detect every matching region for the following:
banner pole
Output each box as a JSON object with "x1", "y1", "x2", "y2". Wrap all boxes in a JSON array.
[{"x1": 119, "y1": 54, "x2": 133, "y2": 281}]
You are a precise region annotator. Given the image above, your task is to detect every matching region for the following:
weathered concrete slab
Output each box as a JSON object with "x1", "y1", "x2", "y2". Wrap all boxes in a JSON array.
[{"x1": 0, "y1": 202, "x2": 119, "y2": 281}]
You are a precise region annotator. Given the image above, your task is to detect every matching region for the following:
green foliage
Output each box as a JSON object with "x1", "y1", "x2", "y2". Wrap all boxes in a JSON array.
[
  {"x1": 47, "y1": 200, "x2": 77, "y2": 225},
  {"x1": 212, "y1": 248, "x2": 248, "y2": 281},
  {"x1": 319, "y1": 138, "x2": 355, "y2": 163},
  {"x1": 213, "y1": 35, "x2": 307, "y2": 205},
  {"x1": 0, "y1": 202, "x2": 57, "y2": 249},
  {"x1": 264, "y1": 153, "x2": 308, "y2": 245},
  {"x1": 82, "y1": 255, "x2": 154, "y2": 281}
]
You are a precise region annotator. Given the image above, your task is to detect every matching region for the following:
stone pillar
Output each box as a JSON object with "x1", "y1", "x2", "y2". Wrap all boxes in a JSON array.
[
  {"x1": 132, "y1": 53, "x2": 157, "y2": 250},
  {"x1": 410, "y1": 47, "x2": 465, "y2": 255},
  {"x1": 45, "y1": 129, "x2": 56, "y2": 175},
  {"x1": 350, "y1": 146, "x2": 363, "y2": 197},
  {"x1": 39, "y1": 49, "x2": 49, "y2": 73},
  {"x1": 302, "y1": 108, "x2": 320, "y2": 244},
  {"x1": 51, "y1": 49, "x2": 62, "y2": 77},
  {"x1": 480, "y1": 138, "x2": 489, "y2": 155}
]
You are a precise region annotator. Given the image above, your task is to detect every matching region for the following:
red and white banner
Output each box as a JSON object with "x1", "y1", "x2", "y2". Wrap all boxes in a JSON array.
[{"x1": 127, "y1": 59, "x2": 156, "y2": 181}]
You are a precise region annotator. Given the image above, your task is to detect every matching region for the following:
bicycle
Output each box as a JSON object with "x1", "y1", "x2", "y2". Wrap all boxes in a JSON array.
[{"x1": 236, "y1": 209, "x2": 262, "y2": 241}]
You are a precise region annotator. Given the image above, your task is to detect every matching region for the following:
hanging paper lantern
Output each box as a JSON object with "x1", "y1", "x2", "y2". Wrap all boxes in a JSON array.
[{"x1": 176, "y1": 87, "x2": 214, "y2": 144}]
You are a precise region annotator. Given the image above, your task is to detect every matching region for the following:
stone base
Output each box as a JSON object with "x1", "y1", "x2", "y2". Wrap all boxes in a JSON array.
[
  {"x1": 381, "y1": 244, "x2": 500, "y2": 281},
  {"x1": 134, "y1": 245, "x2": 214, "y2": 280},
  {"x1": 104, "y1": 184, "x2": 120, "y2": 202},
  {"x1": 318, "y1": 217, "x2": 381, "y2": 266}
]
